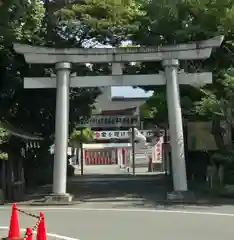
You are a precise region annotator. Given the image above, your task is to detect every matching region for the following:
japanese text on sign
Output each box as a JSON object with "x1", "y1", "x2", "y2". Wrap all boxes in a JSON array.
[
  {"x1": 76, "y1": 115, "x2": 139, "y2": 128},
  {"x1": 94, "y1": 130, "x2": 156, "y2": 139}
]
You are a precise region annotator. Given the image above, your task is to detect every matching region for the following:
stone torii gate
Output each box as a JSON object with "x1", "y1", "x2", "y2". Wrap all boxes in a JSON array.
[{"x1": 14, "y1": 35, "x2": 223, "y2": 202}]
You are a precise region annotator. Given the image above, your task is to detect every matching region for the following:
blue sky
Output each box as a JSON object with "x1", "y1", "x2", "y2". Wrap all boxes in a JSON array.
[{"x1": 111, "y1": 87, "x2": 153, "y2": 98}]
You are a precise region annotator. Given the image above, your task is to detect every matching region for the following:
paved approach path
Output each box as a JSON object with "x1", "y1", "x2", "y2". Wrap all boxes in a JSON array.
[{"x1": 1, "y1": 203, "x2": 234, "y2": 240}]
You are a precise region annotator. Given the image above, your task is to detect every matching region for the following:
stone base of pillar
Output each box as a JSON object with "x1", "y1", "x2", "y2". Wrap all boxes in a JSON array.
[
  {"x1": 44, "y1": 193, "x2": 73, "y2": 203},
  {"x1": 166, "y1": 191, "x2": 195, "y2": 203},
  {"x1": 31, "y1": 193, "x2": 73, "y2": 205}
]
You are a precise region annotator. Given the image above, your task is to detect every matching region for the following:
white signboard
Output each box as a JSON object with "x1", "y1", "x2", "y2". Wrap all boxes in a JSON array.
[{"x1": 94, "y1": 130, "x2": 155, "y2": 139}]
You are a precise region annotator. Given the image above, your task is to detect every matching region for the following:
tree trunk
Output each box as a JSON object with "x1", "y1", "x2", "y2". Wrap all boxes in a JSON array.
[{"x1": 212, "y1": 118, "x2": 225, "y2": 150}]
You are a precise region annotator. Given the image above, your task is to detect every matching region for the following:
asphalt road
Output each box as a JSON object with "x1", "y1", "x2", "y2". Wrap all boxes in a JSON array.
[
  {"x1": 1, "y1": 203, "x2": 234, "y2": 240},
  {"x1": 1, "y1": 166, "x2": 233, "y2": 240}
]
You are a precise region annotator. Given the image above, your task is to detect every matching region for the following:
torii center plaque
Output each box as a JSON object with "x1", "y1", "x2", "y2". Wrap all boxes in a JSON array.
[{"x1": 14, "y1": 35, "x2": 224, "y2": 200}]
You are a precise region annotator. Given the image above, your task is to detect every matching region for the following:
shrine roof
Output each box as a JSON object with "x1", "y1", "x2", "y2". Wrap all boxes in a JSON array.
[
  {"x1": 111, "y1": 97, "x2": 148, "y2": 101},
  {"x1": 2, "y1": 121, "x2": 43, "y2": 141},
  {"x1": 101, "y1": 107, "x2": 137, "y2": 115}
]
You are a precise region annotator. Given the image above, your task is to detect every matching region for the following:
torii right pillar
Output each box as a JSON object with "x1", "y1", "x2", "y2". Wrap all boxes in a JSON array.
[{"x1": 163, "y1": 59, "x2": 188, "y2": 192}]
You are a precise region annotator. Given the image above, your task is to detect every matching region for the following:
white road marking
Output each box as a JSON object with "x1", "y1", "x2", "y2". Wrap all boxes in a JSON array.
[
  {"x1": 1, "y1": 205, "x2": 234, "y2": 217},
  {"x1": 0, "y1": 226, "x2": 80, "y2": 240}
]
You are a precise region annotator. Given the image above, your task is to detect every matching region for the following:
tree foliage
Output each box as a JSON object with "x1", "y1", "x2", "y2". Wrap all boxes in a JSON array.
[
  {"x1": 70, "y1": 128, "x2": 94, "y2": 147},
  {"x1": 0, "y1": 123, "x2": 9, "y2": 160},
  {"x1": 196, "y1": 70, "x2": 234, "y2": 119},
  {"x1": 0, "y1": 0, "x2": 44, "y2": 44},
  {"x1": 0, "y1": 0, "x2": 146, "y2": 140},
  {"x1": 54, "y1": 0, "x2": 143, "y2": 47},
  {"x1": 0, "y1": 0, "x2": 45, "y2": 117},
  {"x1": 1, "y1": 0, "x2": 234, "y2": 152},
  {"x1": 138, "y1": 0, "x2": 234, "y2": 147},
  {"x1": 194, "y1": 69, "x2": 234, "y2": 148},
  {"x1": 0, "y1": 1, "x2": 99, "y2": 138}
]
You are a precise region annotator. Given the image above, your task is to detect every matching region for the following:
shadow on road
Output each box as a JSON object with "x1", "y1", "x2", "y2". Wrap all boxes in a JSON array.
[{"x1": 17, "y1": 173, "x2": 234, "y2": 208}]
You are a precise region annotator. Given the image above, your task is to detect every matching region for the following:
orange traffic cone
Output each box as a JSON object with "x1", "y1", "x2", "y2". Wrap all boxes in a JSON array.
[
  {"x1": 8, "y1": 203, "x2": 20, "y2": 239},
  {"x1": 25, "y1": 228, "x2": 33, "y2": 240},
  {"x1": 36, "y1": 212, "x2": 46, "y2": 240}
]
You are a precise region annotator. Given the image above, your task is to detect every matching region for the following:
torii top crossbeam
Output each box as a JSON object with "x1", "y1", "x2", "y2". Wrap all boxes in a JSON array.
[{"x1": 13, "y1": 36, "x2": 224, "y2": 64}]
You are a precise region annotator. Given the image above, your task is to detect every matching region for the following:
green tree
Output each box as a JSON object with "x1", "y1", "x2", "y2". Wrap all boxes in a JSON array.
[
  {"x1": 53, "y1": 0, "x2": 143, "y2": 47},
  {"x1": 0, "y1": 0, "x2": 44, "y2": 117},
  {"x1": 69, "y1": 128, "x2": 94, "y2": 175},
  {"x1": 70, "y1": 128, "x2": 94, "y2": 147},
  {"x1": 0, "y1": 0, "x2": 143, "y2": 138},
  {"x1": 0, "y1": 0, "x2": 144, "y2": 188},
  {"x1": 195, "y1": 69, "x2": 234, "y2": 149},
  {"x1": 135, "y1": 0, "x2": 234, "y2": 141}
]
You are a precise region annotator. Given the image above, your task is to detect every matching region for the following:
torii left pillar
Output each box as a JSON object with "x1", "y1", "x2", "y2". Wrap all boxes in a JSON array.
[
  {"x1": 52, "y1": 62, "x2": 71, "y2": 198},
  {"x1": 163, "y1": 59, "x2": 187, "y2": 192}
]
